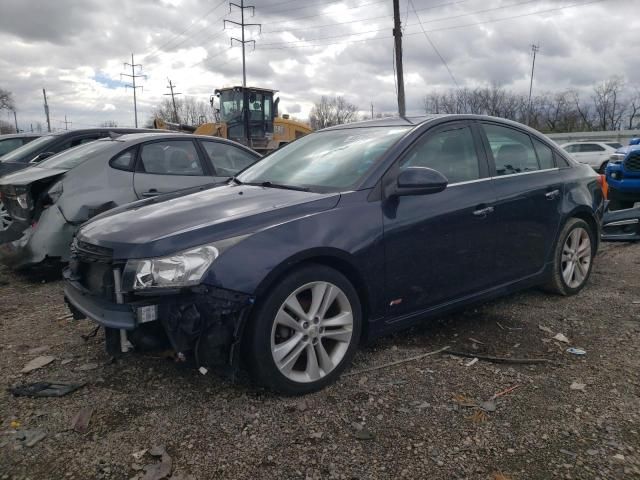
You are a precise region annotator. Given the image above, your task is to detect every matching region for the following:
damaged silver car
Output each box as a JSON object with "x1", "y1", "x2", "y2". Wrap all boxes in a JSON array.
[{"x1": 0, "y1": 133, "x2": 260, "y2": 268}]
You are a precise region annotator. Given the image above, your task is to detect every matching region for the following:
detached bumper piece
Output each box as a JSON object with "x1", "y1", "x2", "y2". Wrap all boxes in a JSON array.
[
  {"x1": 64, "y1": 280, "x2": 137, "y2": 330},
  {"x1": 601, "y1": 206, "x2": 640, "y2": 242}
]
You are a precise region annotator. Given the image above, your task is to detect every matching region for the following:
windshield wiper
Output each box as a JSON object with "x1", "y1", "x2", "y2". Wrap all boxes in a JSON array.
[{"x1": 240, "y1": 180, "x2": 310, "y2": 192}]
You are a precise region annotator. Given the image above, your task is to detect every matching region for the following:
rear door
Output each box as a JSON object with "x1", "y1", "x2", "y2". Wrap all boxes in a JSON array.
[
  {"x1": 478, "y1": 122, "x2": 563, "y2": 284},
  {"x1": 133, "y1": 139, "x2": 214, "y2": 198}
]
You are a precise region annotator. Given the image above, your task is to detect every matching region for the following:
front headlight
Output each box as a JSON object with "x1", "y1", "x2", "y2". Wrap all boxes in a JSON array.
[{"x1": 126, "y1": 245, "x2": 219, "y2": 290}]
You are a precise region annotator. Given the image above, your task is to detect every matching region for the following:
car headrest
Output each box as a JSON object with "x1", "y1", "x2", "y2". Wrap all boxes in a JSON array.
[{"x1": 169, "y1": 149, "x2": 192, "y2": 171}]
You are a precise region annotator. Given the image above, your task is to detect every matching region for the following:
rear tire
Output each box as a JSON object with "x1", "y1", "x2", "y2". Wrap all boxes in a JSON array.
[
  {"x1": 245, "y1": 264, "x2": 361, "y2": 395},
  {"x1": 543, "y1": 218, "x2": 595, "y2": 296}
]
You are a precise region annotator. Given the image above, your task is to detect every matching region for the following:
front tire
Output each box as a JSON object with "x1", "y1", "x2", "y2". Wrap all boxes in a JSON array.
[
  {"x1": 544, "y1": 218, "x2": 594, "y2": 296},
  {"x1": 246, "y1": 264, "x2": 361, "y2": 395}
]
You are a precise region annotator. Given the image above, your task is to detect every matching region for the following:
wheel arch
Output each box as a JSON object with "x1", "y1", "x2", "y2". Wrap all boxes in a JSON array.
[
  {"x1": 252, "y1": 248, "x2": 372, "y2": 340},
  {"x1": 562, "y1": 207, "x2": 600, "y2": 254}
]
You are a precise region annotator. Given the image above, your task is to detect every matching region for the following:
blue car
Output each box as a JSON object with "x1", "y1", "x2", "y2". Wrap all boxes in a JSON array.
[
  {"x1": 63, "y1": 115, "x2": 604, "y2": 394},
  {"x1": 606, "y1": 141, "x2": 640, "y2": 210}
]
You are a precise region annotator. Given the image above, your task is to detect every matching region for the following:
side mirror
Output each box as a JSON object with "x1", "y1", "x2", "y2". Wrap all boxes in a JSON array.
[
  {"x1": 31, "y1": 151, "x2": 55, "y2": 163},
  {"x1": 392, "y1": 167, "x2": 448, "y2": 197}
]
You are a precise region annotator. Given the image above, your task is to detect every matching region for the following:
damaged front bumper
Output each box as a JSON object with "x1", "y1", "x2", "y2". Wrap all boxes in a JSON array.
[
  {"x1": 601, "y1": 205, "x2": 640, "y2": 242},
  {"x1": 0, "y1": 205, "x2": 75, "y2": 268},
  {"x1": 63, "y1": 270, "x2": 255, "y2": 371}
]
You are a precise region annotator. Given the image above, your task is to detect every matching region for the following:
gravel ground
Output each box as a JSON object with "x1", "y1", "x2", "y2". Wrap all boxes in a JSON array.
[{"x1": 1, "y1": 242, "x2": 639, "y2": 480}]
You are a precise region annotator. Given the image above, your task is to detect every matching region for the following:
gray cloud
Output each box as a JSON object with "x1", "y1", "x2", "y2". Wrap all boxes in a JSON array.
[{"x1": 0, "y1": 0, "x2": 635, "y2": 129}]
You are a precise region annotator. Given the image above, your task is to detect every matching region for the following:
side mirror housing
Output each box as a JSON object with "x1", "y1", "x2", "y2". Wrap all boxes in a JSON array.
[
  {"x1": 31, "y1": 151, "x2": 55, "y2": 163},
  {"x1": 390, "y1": 167, "x2": 448, "y2": 197}
]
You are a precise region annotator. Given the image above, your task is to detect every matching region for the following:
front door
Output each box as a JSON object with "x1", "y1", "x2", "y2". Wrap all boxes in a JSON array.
[
  {"x1": 478, "y1": 122, "x2": 563, "y2": 284},
  {"x1": 382, "y1": 122, "x2": 495, "y2": 318},
  {"x1": 133, "y1": 139, "x2": 214, "y2": 198}
]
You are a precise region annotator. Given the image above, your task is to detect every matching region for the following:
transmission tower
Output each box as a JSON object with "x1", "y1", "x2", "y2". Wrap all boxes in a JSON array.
[
  {"x1": 121, "y1": 53, "x2": 146, "y2": 127},
  {"x1": 224, "y1": 0, "x2": 261, "y2": 88}
]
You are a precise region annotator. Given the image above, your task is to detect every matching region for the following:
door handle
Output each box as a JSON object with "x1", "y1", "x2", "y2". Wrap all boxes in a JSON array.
[
  {"x1": 545, "y1": 189, "x2": 560, "y2": 200},
  {"x1": 473, "y1": 206, "x2": 494, "y2": 217},
  {"x1": 142, "y1": 189, "x2": 159, "y2": 198}
]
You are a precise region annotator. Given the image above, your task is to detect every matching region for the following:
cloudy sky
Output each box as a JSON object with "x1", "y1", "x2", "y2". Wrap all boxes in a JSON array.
[{"x1": 0, "y1": 0, "x2": 637, "y2": 131}]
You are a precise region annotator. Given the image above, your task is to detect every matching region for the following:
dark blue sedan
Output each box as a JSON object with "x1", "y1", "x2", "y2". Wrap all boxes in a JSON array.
[{"x1": 63, "y1": 115, "x2": 604, "y2": 394}]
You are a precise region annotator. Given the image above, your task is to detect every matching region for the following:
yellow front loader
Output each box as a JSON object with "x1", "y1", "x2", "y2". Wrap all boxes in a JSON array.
[{"x1": 153, "y1": 86, "x2": 312, "y2": 154}]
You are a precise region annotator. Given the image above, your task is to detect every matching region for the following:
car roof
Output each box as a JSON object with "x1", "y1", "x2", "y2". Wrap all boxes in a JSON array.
[
  {"x1": 321, "y1": 114, "x2": 552, "y2": 138},
  {"x1": 91, "y1": 132, "x2": 260, "y2": 153},
  {"x1": 45, "y1": 127, "x2": 157, "y2": 137},
  {"x1": 0, "y1": 133, "x2": 42, "y2": 139}
]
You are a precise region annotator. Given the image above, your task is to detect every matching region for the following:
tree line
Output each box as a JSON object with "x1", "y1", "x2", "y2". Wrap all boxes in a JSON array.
[{"x1": 422, "y1": 77, "x2": 639, "y2": 133}]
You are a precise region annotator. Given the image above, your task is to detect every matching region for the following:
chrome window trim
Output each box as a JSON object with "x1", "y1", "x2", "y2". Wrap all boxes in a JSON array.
[{"x1": 447, "y1": 167, "x2": 560, "y2": 188}]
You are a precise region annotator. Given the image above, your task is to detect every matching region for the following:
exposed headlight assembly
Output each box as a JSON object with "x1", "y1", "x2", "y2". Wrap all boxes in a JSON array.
[
  {"x1": 124, "y1": 235, "x2": 248, "y2": 290},
  {"x1": 126, "y1": 245, "x2": 219, "y2": 290}
]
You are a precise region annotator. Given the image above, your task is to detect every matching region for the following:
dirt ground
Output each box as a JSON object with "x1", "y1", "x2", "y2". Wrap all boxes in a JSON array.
[{"x1": 1, "y1": 242, "x2": 639, "y2": 480}]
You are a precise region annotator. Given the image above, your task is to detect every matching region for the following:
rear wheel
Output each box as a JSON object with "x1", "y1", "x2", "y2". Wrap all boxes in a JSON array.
[
  {"x1": 544, "y1": 218, "x2": 594, "y2": 296},
  {"x1": 246, "y1": 264, "x2": 361, "y2": 395},
  {"x1": 0, "y1": 201, "x2": 12, "y2": 231}
]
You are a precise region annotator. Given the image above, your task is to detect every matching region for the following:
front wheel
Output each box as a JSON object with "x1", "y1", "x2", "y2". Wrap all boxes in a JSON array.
[
  {"x1": 544, "y1": 218, "x2": 595, "y2": 296},
  {"x1": 246, "y1": 264, "x2": 361, "y2": 395}
]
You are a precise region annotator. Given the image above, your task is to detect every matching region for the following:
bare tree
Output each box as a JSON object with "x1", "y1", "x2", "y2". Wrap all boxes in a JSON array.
[
  {"x1": 152, "y1": 97, "x2": 216, "y2": 125},
  {"x1": 100, "y1": 120, "x2": 118, "y2": 127},
  {"x1": 0, "y1": 88, "x2": 15, "y2": 111},
  {"x1": 309, "y1": 96, "x2": 359, "y2": 129},
  {"x1": 627, "y1": 88, "x2": 640, "y2": 129},
  {"x1": 592, "y1": 77, "x2": 626, "y2": 130}
]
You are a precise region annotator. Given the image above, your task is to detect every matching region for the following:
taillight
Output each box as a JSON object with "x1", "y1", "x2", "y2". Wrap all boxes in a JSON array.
[{"x1": 597, "y1": 175, "x2": 608, "y2": 199}]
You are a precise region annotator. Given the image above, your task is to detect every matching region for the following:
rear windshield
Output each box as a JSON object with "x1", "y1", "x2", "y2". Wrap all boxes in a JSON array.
[
  {"x1": 35, "y1": 140, "x2": 114, "y2": 170},
  {"x1": 0, "y1": 135, "x2": 56, "y2": 163}
]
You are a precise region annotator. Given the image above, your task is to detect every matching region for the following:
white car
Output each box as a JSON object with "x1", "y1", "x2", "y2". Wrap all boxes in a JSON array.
[{"x1": 561, "y1": 141, "x2": 623, "y2": 173}]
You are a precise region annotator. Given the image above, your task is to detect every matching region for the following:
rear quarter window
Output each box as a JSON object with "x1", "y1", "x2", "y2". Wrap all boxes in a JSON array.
[{"x1": 109, "y1": 148, "x2": 136, "y2": 171}]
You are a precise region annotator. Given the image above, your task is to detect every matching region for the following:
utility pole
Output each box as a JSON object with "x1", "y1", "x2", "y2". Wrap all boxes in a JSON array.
[
  {"x1": 527, "y1": 43, "x2": 539, "y2": 126},
  {"x1": 371, "y1": 102, "x2": 374, "y2": 119},
  {"x1": 121, "y1": 53, "x2": 146, "y2": 127},
  {"x1": 42, "y1": 88, "x2": 51, "y2": 132},
  {"x1": 61, "y1": 115, "x2": 72, "y2": 130},
  {"x1": 12, "y1": 110, "x2": 18, "y2": 132},
  {"x1": 393, "y1": 0, "x2": 406, "y2": 117},
  {"x1": 164, "y1": 79, "x2": 182, "y2": 123},
  {"x1": 225, "y1": 0, "x2": 261, "y2": 88}
]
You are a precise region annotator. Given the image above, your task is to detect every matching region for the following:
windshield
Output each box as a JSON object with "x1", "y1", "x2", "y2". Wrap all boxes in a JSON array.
[
  {"x1": 35, "y1": 139, "x2": 113, "y2": 170},
  {"x1": 0, "y1": 135, "x2": 56, "y2": 163},
  {"x1": 236, "y1": 127, "x2": 411, "y2": 191}
]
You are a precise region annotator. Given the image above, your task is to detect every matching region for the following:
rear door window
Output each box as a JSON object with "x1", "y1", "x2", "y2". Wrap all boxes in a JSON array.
[
  {"x1": 532, "y1": 138, "x2": 555, "y2": 169},
  {"x1": 400, "y1": 124, "x2": 481, "y2": 183},
  {"x1": 579, "y1": 144, "x2": 604, "y2": 152},
  {"x1": 481, "y1": 123, "x2": 540, "y2": 175},
  {"x1": 138, "y1": 140, "x2": 203, "y2": 176},
  {"x1": 0, "y1": 138, "x2": 23, "y2": 156},
  {"x1": 200, "y1": 140, "x2": 258, "y2": 176}
]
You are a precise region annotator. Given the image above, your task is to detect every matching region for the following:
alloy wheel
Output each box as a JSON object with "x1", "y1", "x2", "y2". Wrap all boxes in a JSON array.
[
  {"x1": 0, "y1": 201, "x2": 12, "y2": 231},
  {"x1": 561, "y1": 227, "x2": 592, "y2": 289},
  {"x1": 270, "y1": 281, "x2": 354, "y2": 383}
]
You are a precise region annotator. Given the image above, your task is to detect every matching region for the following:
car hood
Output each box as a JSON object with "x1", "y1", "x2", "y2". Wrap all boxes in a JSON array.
[
  {"x1": 78, "y1": 183, "x2": 340, "y2": 259},
  {"x1": 0, "y1": 166, "x2": 68, "y2": 186}
]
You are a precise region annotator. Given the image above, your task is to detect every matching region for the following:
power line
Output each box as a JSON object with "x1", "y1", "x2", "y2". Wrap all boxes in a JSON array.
[
  {"x1": 409, "y1": 0, "x2": 459, "y2": 88},
  {"x1": 164, "y1": 79, "x2": 182, "y2": 123},
  {"x1": 143, "y1": 0, "x2": 228, "y2": 60},
  {"x1": 528, "y1": 43, "x2": 540, "y2": 124},
  {"x1": 255, "y1": 0, "x2": 607, "y2": 50},
  {"x1": 120, "y1": 53, "x2": 146, "y2": 128},
  {"x1": 265, "y1": 0, "x2": 388, "y2": 26}
]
